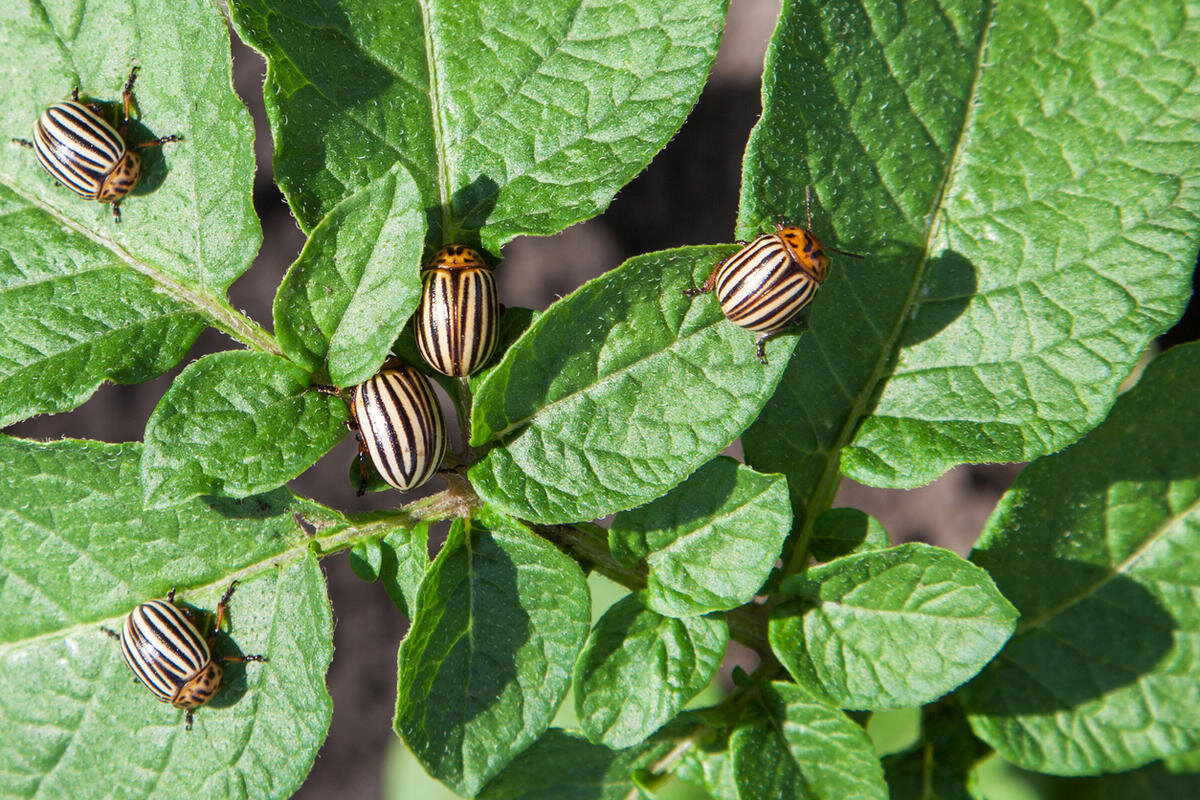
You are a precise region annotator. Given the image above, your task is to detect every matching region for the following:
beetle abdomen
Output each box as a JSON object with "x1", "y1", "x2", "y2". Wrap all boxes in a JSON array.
[
  {"x1": 33, "y1": 100, "x2": 126, "y2": 200},
  {"x1": 351, "y1": 366, "x2": 446, "y2": 491},
  {"x1": 120, "y1": 599, "x2": 211, "y2": 705}
]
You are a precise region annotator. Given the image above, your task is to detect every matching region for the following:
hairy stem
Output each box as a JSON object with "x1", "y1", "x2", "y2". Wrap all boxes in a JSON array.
[
  {"x1": 535, "y1": 522, "x2": 773, "y2": 656},
  {"x1": 451, "y1": 376, "x2": 474, "y2": 461}
]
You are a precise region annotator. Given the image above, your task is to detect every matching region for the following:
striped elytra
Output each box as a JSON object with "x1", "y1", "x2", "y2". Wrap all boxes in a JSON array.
[
  {"x1": 416, "y1": 245, "x2": 500, "y2": 377},
  {"x1": 686, "y1": 217, "x2": 846, "y2": 364},
  {"x1": 16, "y1": 67, "x2": 179, "y2": 222},
  {"x1": 107, "y1": 583, "x2": 266, "y2": 730},
  {"x1": 32, "y1": 100, "x2": 140, "y2": 202},
  {"x1": 120, "y1": 599, "x2": 214, "y2": 706},
  {"x1": 350, "y1": 365, "x2": 447, "y2": 492},
  {"x1": 714, "y1": 226, "x2": 827, "y2": 333}
]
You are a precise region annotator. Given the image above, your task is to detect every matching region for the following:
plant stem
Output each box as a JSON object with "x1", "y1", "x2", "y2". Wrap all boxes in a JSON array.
[
  {"x1": 313, "y1": 489, "x2": 469, "y2": 554},
  {"x1": 535, "y1": 522, "x2": 773, "y2": 656},
  {"x1": 779, "y1": 465, "x2": 842, "y2": 579},
  {"x1": 535, "y1": 523, "x2": 646, "y2": 589},
  {"x1": 451, "y1": 376, "x2": 474, "y2": 461},
  {"x1": 206, "y1": 299, "x2": 281, "y2": 355}
]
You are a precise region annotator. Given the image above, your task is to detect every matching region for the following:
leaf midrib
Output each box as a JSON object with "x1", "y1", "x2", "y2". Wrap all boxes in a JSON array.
[
  {"x1": 0, "y1": 508, "x2": 377, "y2": 653},
  {"x1": 0, "y1": 172, "x2": 279, "y2": 356},
  {"x1": 787, "y1": 0, "x2": 999, "y2": 568},
  {"x1": 1013, "y1": 491, "x2": 1200, "y2": 636},
  {"x1": 416, "y1": 0, "x2": 453, "y2": 242}
]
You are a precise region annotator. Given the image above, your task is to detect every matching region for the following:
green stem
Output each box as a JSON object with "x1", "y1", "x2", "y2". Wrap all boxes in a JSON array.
[
  {"x1": 452, "y1": 376, "x2": 474, "y2": 461},
  {"x1": 780, "y1": 466, "x2": 842, "y2": 579},
  {"x1": 206, "y1": 298, "x2": 281, "y2": 355},
  {"x1": 535, "y1": 522, "x2": 773, "y2": 656},
  {"x1": 313, "y1": 489, "x2": 467, "y2": 554},
  {"x1": 535, "y1": 523, "x2": 646, "y2": 589}
]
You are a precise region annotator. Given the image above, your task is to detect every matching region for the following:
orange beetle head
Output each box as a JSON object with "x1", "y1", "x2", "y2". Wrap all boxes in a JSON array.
[
  {"x1": 172, "y1": 661, "x2": 223, "y2": 710},
  {"x1": 426, "y1": 244, "x2": 488, "y2": 271},
  {"x1": 775, "y1": 224, "x2": 830, "y2": 284}
]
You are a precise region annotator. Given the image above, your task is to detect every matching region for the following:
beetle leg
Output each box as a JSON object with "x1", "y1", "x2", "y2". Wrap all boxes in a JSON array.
[
  {"x1": 754, "y1": 334, "x2": 771, "y2": 365},
  {"x1": 111, "y1": 202, "x2": 122, "y2": 224},
  {"x1": 355, "y1": 431, "x2": 370, "y2": 496},
  {"x1": 754, "y1": 316, "x2": 809, "y2": 365},
  {"x1": 682, "y1": 261, "x2": 722, "y2": 297},
  {"x1": 310, "y1": 383, "x2": 342, "y2": 396},
  {"x1": 100, "y1": 627, "x2": 120, "y2": 641},
  {"x1": 134, "y1": 134, "x2": 182, "y2": 149},
  {"x1": 166, "y1": 587, "x2": 177, "y2": 603},
  {"x1": 220, "y1": 653, "x2": 268, "y2": 664},
  {"x1": 185, "y1": 709, "x2": 194, "y2": 731},
  {"x1": 211, "y1": 581, "x2": 239, "y2": 634},
  {"x1": 11, "y1": 138, "x2": 32, "y2": 149},
  {"x1": 121, "y1": 65, "x2": 140, "y2": 133}
]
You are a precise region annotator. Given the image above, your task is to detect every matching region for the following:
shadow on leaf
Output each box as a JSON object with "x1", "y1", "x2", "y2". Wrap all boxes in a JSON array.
[{"x1": 961, "y1": 557, "x2": 1175, "y2": 715}]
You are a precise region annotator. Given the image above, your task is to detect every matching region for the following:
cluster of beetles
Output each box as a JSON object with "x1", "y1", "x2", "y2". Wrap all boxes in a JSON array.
[{"x1": 19, "y1": 69, "x2": 856, "y2": 728}]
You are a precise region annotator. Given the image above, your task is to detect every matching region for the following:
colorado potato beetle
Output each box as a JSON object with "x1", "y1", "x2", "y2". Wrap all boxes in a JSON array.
[
  {"x1": 102, "y1": 582, "x2": 266, "y2": 730},
  {"x1": 13, "y1": 66, "x2": 180, "y2": 222},
  {"x1": 347, "y1": 363, "x2": 447, "y2": 494},
  {"x1": 416, "y1": 245, "x2": 500, "y2": 377},
  {"x1": 685, "y1": 188, "x2": 861, "y2": 363}
]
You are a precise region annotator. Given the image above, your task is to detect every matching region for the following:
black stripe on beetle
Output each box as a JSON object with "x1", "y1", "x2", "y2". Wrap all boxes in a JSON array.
[
  {"x1": 415, "y1": 245, "x2": 500, "y2": 377},
  {"x1": 349, "y1": 364, "x2": 447, "y2": 493},
  {"x1": 12, "y1": 66, "x2": 180, "y2": 222},
  {"x1": 684, "y1": 188, "x2": 860, "y2": 364},
  {"x1": 102, "y1": 582, "x2": 266, "y2": 730}
]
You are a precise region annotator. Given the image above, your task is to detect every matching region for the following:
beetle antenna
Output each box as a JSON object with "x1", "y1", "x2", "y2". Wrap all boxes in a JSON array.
[
  {"x1": 827, "y1": 246, "x2": 865, "y2": 260},
  {"x1": 805, "y1": 185, "x2": 813, "y2": 231}
]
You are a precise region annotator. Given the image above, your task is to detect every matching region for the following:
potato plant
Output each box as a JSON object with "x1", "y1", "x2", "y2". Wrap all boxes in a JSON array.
[{"x1": 1, "y1": 0, "x2": 1199, "y2": 798}]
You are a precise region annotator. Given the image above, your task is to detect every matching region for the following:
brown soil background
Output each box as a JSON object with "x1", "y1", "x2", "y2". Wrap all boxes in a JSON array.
[{"x1": 7, "y1": 0, "x2": 1198, "y2": 796}]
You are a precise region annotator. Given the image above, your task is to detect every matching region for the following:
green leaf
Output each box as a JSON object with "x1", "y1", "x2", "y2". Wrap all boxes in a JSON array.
[
  {"x1": 963, "y1": 342, "x2": 1200, "y2": 775},
  {"x1": 349, "y1": 536, "x2": 385, "y2": 582},
  {"x1": 574, "y1": 594, "x2": 727, "y2": 748},
  {"x1": 674, "y1": 727, "x2": 738, "y2": 800},
  {"x1": 882, "y1": 702, "x2": 989, "y2": 800},
  {"x1": 227, "y1": 0, "x2": 726, "y2": 249},
  {"x1": 379, "y1": 520, "x2": 431, "y2": 619},
  {"x1": 477, "y1": 728, "x2": 682, "y2": 800},
  {"x1": 469, "y1": 248, "x2": 792, "y2": 524},
  {"x1": 741, "y1": 0, "x2": 1200, "y2": 515},
  {"x1": 1068, "y1": 762, "x2": 1200, "y2": 799},
  {"x1": 274, "y1": 163, "x2": 426, "y2": 387},
  {"x1": 467, "y1": 306, "x2": 539, "y2": 394},
  {"x1": 0, "y1": 436, "x2": 337, "y2": 799},
  {"x1": 1166, "y1": 749, "x2": 1200, "y2": 774},
  {"x1": 609, "y1": 457, "x2": 791, "y2": 616},
  {"x1": 395, "y1": 509, "x2": 591, "y2": 795},
  {"x1": 0, "y1": 0, "x2": 261, "y2": 424},
  {"x1": 810, "y1": 508, "x2": 891, "y2": 562},
  {"x1": 771, "y1": 543, "x2": 1017, "y2": 710},
  {"x1": 731, "y1": 681, "x2": 887, "y2": 800},
  {"x1": 141, "y1": 351, "x2": 348, "y2": 507}
]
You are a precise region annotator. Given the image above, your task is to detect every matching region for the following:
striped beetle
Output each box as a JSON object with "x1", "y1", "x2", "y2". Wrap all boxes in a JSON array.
[
  {"x1": 416, "y1": 245, "x2": 500, "y2": 377},
  {"x1": 685, "y1": 188, "x2": 861, "y2": 363},
  {"x1": 102, "y1": 582, "x2": 265, "y2": 730},
  {"x1": 13, "y1": 66, "x2": 180, "y2": 222},
  {"x1": 347, "y1": 362, "x2": 447, "y2": 494}
]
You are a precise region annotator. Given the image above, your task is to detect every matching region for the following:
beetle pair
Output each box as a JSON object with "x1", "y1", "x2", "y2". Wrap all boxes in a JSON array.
[
  {"x1": 14, "y1": 66, "x2": 179, "y2": 222},
  {"x1": 316, "y1": 244, "x2": 501, "y2": 495},
  {"x1": 103, "y1": 581, "x2": 265, "y2": 730},
  {"x1": 687, "y1": 188, "x2": 862, "y2": 363}
]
